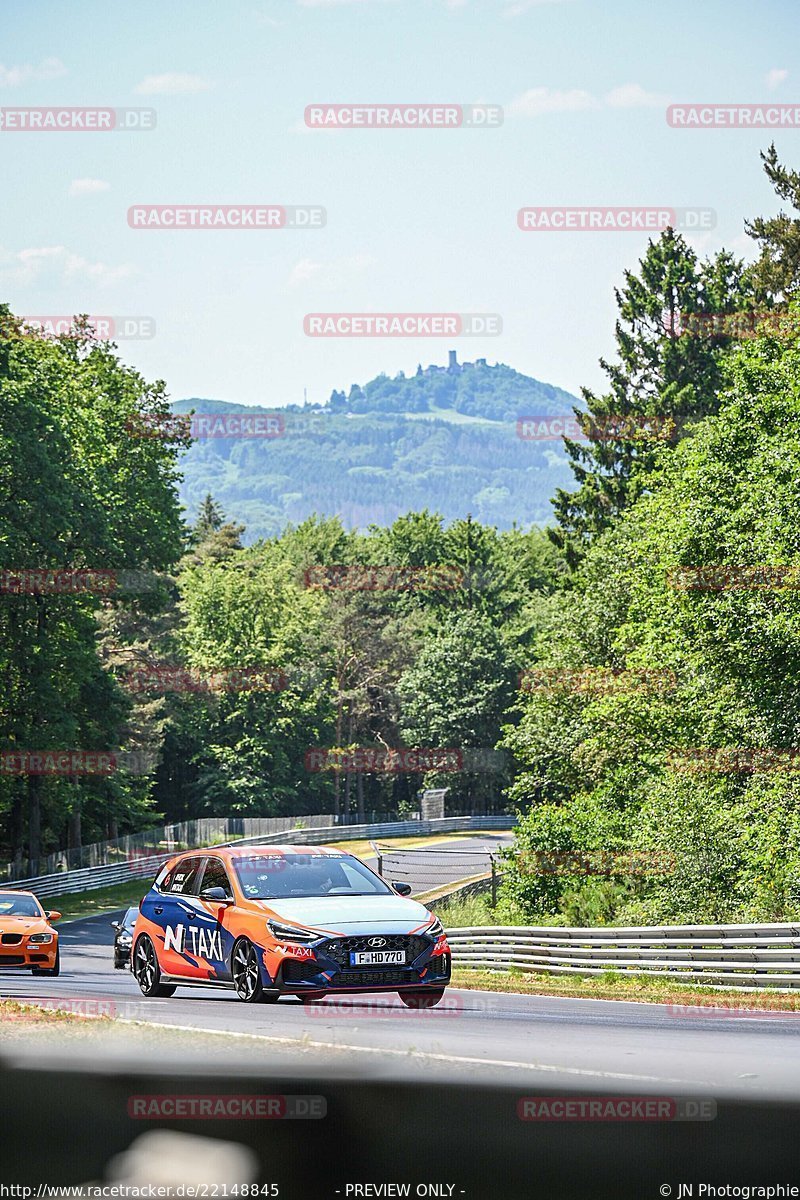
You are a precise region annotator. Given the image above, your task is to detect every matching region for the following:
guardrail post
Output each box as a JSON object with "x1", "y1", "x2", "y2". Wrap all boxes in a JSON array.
[{"x1": 491, "y1": 858, "x2": 497, "y2": 908}]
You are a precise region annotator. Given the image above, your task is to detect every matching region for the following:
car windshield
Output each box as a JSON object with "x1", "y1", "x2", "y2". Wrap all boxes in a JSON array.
[
  {"x1": 231, "y1": 853, "x2": 393, "y2": 900},
  {"x1": 122, "y1": 907, "x2": 139, "y2": 931},
  {"x1": 0, "y1": 894, "x2": 43, "y2": 918}
]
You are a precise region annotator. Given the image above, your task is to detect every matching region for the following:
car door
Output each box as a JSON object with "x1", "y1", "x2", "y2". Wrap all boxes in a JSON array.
[
  {"x1": 195, "y1": 856, "x2": 236, "y2": 981},
  {"x1": 156, "y1": 855, "x2": 206, "y2": 978}
]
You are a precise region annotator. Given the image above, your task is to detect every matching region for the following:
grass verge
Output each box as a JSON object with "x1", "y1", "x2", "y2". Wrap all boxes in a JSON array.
[
  {"x1": 47, "y1": 878, "x2": 150, "y2": 921},
  {"x1": 0, "y1": 999, "x2": 109, "y2": 1025},
  {"x1": 451, "y1": 966, "x2": 800, "y2": 1010}
]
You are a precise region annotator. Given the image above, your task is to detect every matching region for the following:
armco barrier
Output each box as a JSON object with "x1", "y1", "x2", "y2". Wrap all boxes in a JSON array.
[
  {"x1": 446, "y1": 923, "x2": 800, "y2": 988},
  {"x1": 12, "y1": 816, "x2": 515, "y2": 900}
]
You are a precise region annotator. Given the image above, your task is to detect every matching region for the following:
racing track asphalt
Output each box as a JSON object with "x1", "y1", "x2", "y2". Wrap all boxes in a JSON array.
[{"x1": 1, "y1": 908, "x2": 799, "y2": 1099}]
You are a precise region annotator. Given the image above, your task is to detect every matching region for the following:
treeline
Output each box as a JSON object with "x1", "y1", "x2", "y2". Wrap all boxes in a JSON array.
[
  {"x1": 0, "y1": 333, "x2": 563, "y2": 869},
  {"x1": 501, "y1": 145, "x2": 800, "y2": 925}
]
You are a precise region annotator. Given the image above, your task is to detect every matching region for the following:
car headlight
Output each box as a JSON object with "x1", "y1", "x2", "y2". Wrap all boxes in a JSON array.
[
  {"x1": 267, "y1": 920, "x2": 318, "y2": 943},
  {"x1": 27, "y1": 933, "x2": 53, "y2": 944},
  {"x1": 426, "y1": 916, "x2": 444, "y2": 938},
  {"x1": 118, "y1": 934, "x2": 132, "y2": 945}
]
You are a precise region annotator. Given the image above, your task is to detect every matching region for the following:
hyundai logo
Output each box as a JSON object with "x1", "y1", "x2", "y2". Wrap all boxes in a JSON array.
[{"x1": 368, "y1": 937, "x2": 387, "y2": 948}]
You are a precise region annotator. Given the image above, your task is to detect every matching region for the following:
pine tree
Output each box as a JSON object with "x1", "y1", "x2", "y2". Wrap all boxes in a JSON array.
[
  {"x1": 195, "y1": 494, "x2": 225, "y2": 539},
  {"x1": 550, "y1": 230, "x2": 749, "y2": 566},
  {"x1": 745, "y1": 144, "x2": 800, "y2": 302}
]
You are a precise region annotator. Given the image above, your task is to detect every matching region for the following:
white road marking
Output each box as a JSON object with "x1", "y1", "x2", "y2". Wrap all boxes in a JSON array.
[{"x1": 119, "y1": 1017, "x2": 716, "y2": 1087}]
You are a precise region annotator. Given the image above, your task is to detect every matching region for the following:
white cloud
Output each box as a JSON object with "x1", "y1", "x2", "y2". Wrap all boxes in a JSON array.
[
  {"x1": 604, "y1": 83, "x2": 667, "y2": 108},
  {"x1": 507, "y1": 87, "x2": 597, "y2": 118},
  {"x1": 766, "y1": 68, "x2": 789, "y2": 91},
  {"x1": 0, "y1": 57, "x2": 67, "y2": 88},
  {"x1": 288, "y1": 254, "x2": 375, "y2": 289},
  {"x1": 0, "y1": 245, "x2": 137, "y2": 287},
  {"x1": 508, "y1": 82, "x2": 668, "y2": 118},
  {"x1": 68, "y1": 178, "x2": 111, "y2": 197},
  {"x1": 133, "y1": 72, "x2": 212, "y2": 95}
]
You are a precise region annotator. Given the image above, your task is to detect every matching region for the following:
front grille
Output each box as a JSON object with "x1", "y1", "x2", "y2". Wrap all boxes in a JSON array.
[
  {"x1": 0, "y1": 956, "x2": 24, "y2": 965},
  {"x1": 334, "y1": 968, "x2": 415, "y2": 987},
  {"x1": 282, "y1": 960, "x2": 321, "y2": 984},
  {"x1": 1, "y1": 934, "x2": 23, "y2": 946},
  {"x1": 320, "y1": 934, "x2": 430, "y2": 968}
]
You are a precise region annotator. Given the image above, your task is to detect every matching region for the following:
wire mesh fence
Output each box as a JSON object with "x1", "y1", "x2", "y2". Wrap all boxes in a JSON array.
[{"x1": 372, "y1": 843, "x2": 503, "y2": 899}]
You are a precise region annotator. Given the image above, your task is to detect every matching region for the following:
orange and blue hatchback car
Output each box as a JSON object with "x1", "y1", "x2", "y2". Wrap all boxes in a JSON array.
[
  {"x1": 132, "y1": 845, "x2": 451, "y2": 1006},
  {"x1": 0, "y1": 890, "x2": 61, "y2": 975}
]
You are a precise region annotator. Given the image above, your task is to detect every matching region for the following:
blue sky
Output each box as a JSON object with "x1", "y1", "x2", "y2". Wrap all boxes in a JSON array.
[{"x1": 1, "y1": 0, "x2": 798, "y2": 407}]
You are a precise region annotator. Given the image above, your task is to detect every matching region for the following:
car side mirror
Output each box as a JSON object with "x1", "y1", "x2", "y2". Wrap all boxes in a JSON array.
[
  {"x1": 200, "y1": 886, "x2": 233, "y2": 904},
  {"x1": 45, "y1": 910, "x2": 61, "y2": 922},
  {"x1": 111, "y1": 921, "x2": 121, "y2": 931},
  {"x1": 392, "y1": 881, "x2": 412, "y2": 896}
]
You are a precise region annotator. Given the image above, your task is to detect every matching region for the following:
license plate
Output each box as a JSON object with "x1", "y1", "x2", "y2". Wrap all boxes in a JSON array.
[{"x1": 350, "y1": 950, "x2": 405, "y2": 966}]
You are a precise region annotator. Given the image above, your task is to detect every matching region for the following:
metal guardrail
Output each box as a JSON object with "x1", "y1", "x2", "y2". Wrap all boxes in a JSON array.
[
  {"x1": 445, "y1": 923, "x2": 800, "y2": 988},
  {"x1": 10, "y1": 816, "x2": 515, "y2": 900}
]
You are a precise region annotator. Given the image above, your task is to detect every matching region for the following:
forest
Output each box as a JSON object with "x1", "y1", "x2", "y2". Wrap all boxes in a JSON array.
[{"x1": 2, "y1": 145, "x2": 800, "y2": 926}]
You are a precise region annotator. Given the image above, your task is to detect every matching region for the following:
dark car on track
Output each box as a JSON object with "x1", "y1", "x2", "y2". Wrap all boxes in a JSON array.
[{"x1": 111, "y1": 906, "x2": 139, "y2": 969}]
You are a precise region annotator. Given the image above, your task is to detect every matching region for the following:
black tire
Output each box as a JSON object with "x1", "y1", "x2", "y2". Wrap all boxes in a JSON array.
[
  {"x1": 33, "y1": 945, "x2": 60, "y2": 977},
  {"x1": 113, "y1": 956, "x2": 126, "y2": 970},
  {"x1": 132, "y1": 934, "x2": 176, "y2": 997},
  {"x1": 398, "y1": 988, "x2": 446, "y2": 1009},
  {"x1": 231, "y1": 937, "x2": 274, "y2": 1003}
]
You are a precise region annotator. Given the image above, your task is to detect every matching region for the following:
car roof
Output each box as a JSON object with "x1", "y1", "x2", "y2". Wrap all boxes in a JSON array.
[
  {"x1": 0, "y1": 889, "x2": 37, "y2": 897},
  {"x1": 175, "y1": 844, "x2": 349, "y2": 860}
]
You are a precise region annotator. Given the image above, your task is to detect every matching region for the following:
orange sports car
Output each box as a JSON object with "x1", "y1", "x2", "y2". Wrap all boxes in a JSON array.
[
  {"x1": 132, "y1": 844, "x2": 451, "y2": 1006},
  {"x1": 0, "y1": 890, "x2": 61, "y2": 975}
]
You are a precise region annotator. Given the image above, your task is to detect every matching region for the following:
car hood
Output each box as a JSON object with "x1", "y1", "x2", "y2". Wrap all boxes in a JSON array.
[
  {"x1": 0, "y1": 917, "x2": 49, "y2": 933},
  {"x1": 257, "y1": 894, "x2": 434, "y2": 936}
]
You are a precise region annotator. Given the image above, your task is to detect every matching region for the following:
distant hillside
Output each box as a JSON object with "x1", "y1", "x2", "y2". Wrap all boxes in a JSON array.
[{"x1": 173, "y1": 353, "x2": 582, "y2": 541}]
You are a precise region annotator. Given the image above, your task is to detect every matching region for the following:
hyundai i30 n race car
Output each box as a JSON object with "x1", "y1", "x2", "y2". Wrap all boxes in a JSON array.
[
  {"x1": 132, "y1": 845, "x2": 451, "y2": 1005},
  {"x1": 0, "y1": 890, "x2": 61, "y2": 975}
]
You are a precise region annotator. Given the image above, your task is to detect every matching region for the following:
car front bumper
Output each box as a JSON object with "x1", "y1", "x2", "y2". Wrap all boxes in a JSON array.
[{"x1": 0, "y1": 944, "x2": 58, "y2": 969}]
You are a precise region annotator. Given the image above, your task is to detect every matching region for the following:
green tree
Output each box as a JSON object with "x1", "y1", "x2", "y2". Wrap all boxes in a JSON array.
[
  {"x1": 398, "y1": 610, "x2": 516, "y2": 811},
  {"x1": 550, "y1": 231, "x2": 750, "y2": 565}
]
